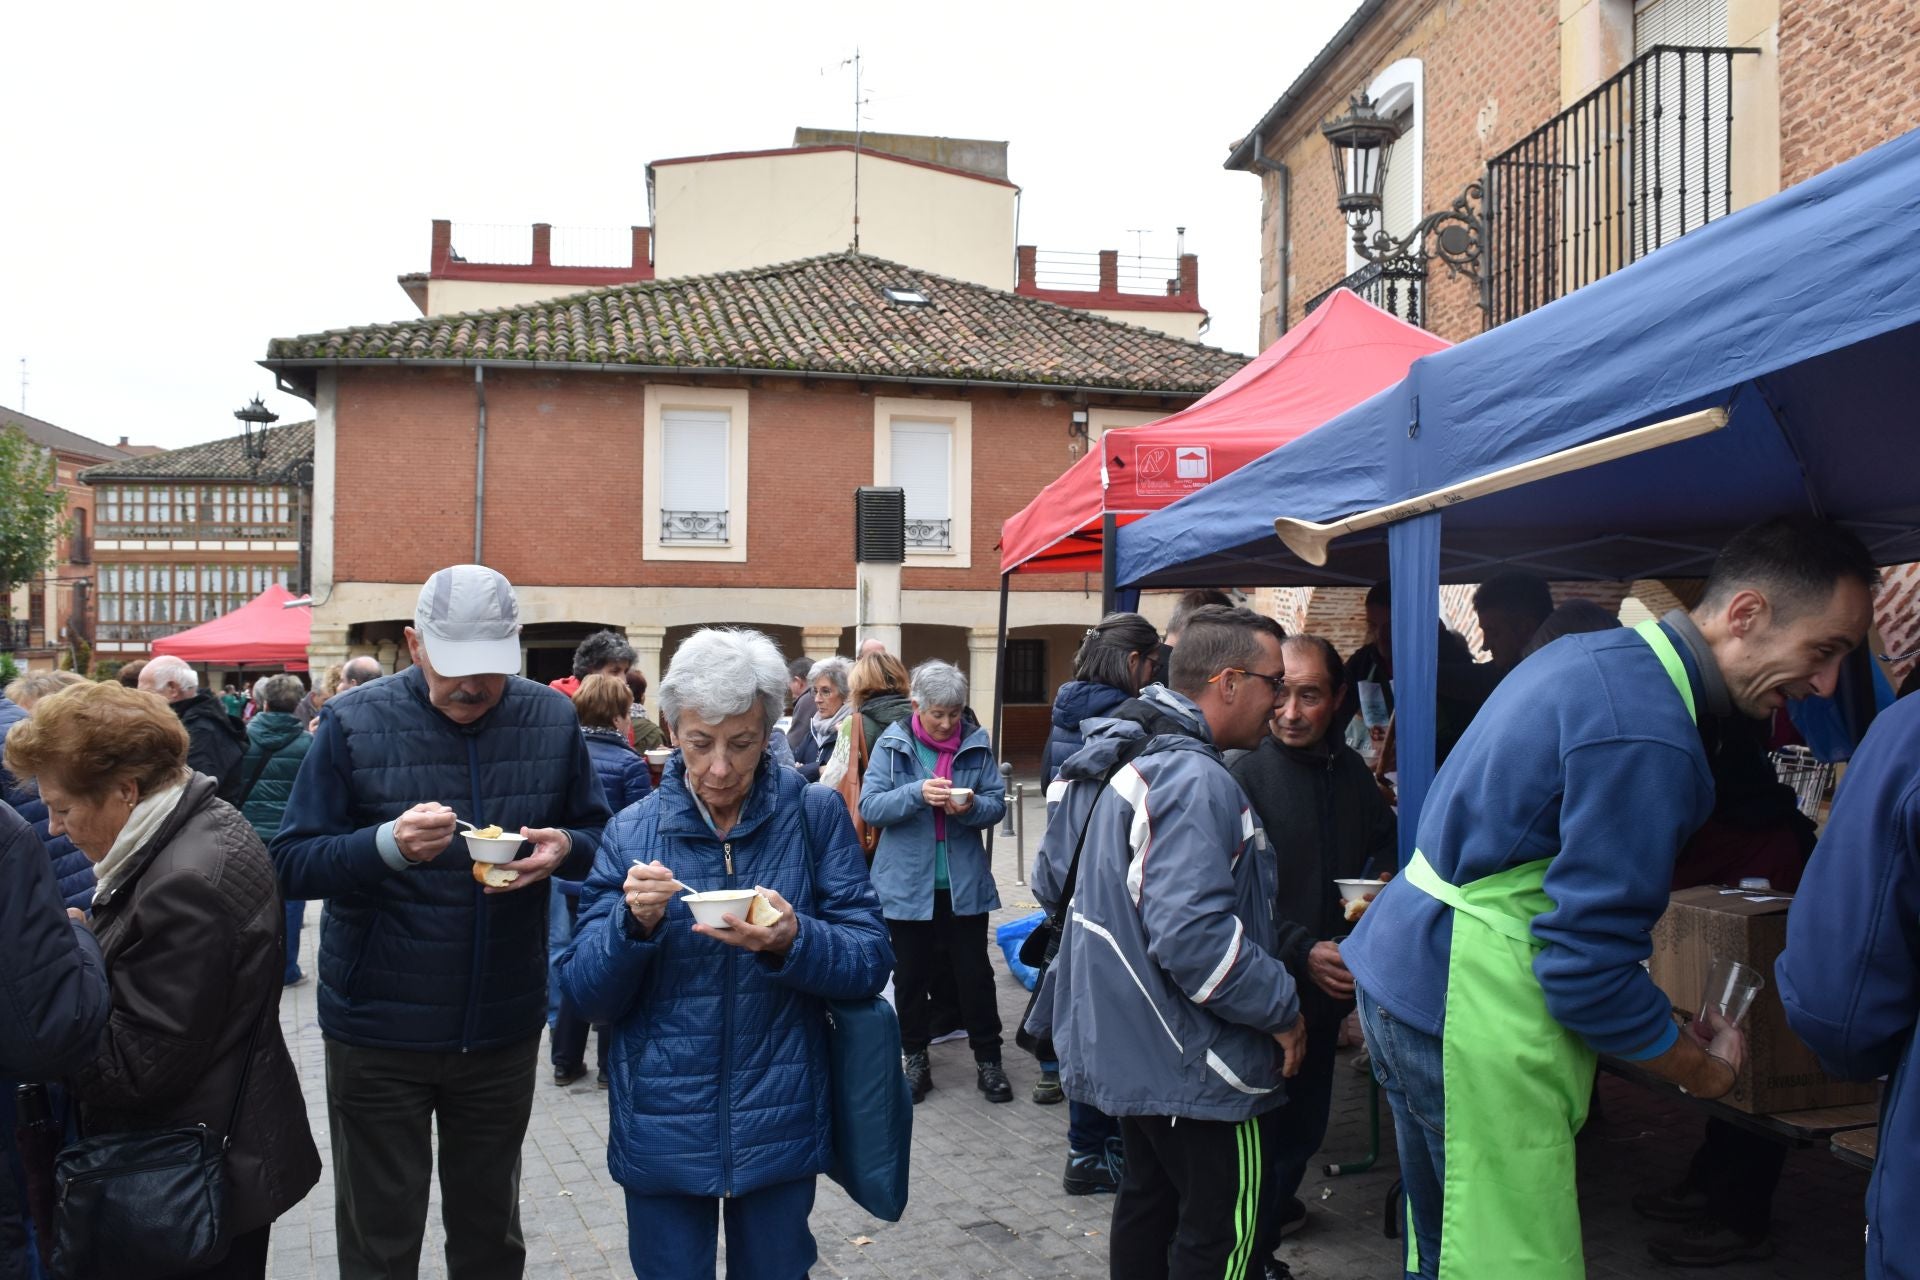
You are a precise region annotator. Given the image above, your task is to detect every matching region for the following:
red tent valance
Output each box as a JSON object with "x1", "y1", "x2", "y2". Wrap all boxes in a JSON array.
[{"x1": 149, "y1": 584, "x2": 311, "y2": 670}]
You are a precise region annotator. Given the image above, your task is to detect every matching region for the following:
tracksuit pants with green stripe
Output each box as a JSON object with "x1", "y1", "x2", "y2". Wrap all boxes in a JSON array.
[{"x1": 1111, "y1": 1110, "x2": 1283, "y2": 1280}]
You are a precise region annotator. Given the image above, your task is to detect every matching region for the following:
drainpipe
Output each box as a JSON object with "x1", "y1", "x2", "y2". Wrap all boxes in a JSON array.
[
  {"x1": 1248, "y1": 133, "x2": 1291, "y2": 337},
  {"x1": 473, "y1": 366, "x2": 487, "y2": 563}
]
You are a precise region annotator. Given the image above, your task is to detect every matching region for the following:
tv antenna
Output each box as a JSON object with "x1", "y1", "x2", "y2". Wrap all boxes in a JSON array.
[
  {"x1": 17, "y1": 358, "x2": 25, "y2": 412},
  {"x1": 841, "y1": 49, "x2": 870, "y2": 252}
]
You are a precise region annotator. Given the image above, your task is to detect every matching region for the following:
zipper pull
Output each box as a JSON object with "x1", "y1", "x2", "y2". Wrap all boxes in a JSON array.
[{"x1": 724, "y1": 842, "x2": 733, "y2": 875}]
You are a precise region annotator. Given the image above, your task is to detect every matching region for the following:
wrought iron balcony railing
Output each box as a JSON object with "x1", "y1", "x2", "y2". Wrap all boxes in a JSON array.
[
  {"x1": 0, "y1": 620, "x2": 30, "y2": 652},
  {"x1": 904, "y1": 518, "x2": 952, "y2": 550},
  {"x1": 1484, "y1": 44, "x2": 1758, "y2": 326},
  {"x1": 1304, "y1": 255, "x2": 1427, "y2": 327},
  {"x1": 660, "y1": 510, "x2": 730, "y2": 544}
]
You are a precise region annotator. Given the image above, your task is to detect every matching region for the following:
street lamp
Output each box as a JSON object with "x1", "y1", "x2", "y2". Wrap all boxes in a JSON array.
[
  {"x1": 234, "y1": 395, "x2": 278, "y2": 466},
  {"x1": 1321, "y1": 93, "x2": 1489, "y2": 313}
]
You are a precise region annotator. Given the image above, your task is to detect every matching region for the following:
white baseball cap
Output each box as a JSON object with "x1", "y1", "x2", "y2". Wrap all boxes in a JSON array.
[{"x1": 414, "y1": 565, "x2": 523, "y2": 677}]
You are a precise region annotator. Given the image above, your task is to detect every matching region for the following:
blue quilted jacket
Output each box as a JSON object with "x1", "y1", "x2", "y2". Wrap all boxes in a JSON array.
[
  {"x1": 271, "y1": 666, "x2": 611, "y2": 1051},
  {"x1": 557, "y1": 755, "x2": 891, "y2": 1198},
  {"x1": 558, "y1": 729, "x2": 652, "y2": 901},
  {"x1": 0, "y1": 696, "x2": 94, "y2": 913}
]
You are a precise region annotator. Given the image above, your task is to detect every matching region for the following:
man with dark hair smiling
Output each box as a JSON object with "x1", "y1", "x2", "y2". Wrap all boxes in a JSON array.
[
  {"x1": 1341, "y1": 516, "x2": 1878, "y2": 1279},
  {"x1": 1230, "y1": 635, "x2": 1396, "y2": 1274}
]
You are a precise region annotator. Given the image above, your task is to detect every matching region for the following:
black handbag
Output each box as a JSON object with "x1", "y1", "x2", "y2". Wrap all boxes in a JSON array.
[{"x1": 50, "y1": 1004, "x2": 267, "y2": 1280}]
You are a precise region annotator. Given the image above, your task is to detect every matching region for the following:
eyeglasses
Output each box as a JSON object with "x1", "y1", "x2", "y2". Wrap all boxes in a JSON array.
[{"x1": 1211, "y1": 667, "x2": 1286, "y2": 696}]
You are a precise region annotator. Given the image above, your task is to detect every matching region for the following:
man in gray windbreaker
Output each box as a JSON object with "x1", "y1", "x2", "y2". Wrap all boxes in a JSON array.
[{"x1": 1030, "y1": 605, "x2": 1305, "y2": 1280}]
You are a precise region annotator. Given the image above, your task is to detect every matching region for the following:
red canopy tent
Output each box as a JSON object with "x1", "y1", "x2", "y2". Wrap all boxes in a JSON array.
[
  {"x1": 997, "y1": 289, "x2": 1452, "y2": 575},
  {"x1": 149, "y1": 584, "x2": 311, "y2": 671}
]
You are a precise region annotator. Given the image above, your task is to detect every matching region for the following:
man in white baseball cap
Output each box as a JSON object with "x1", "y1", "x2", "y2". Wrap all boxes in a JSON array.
[{"x1": 272, "y1": 563, "x2": 613, "y2": 1278}]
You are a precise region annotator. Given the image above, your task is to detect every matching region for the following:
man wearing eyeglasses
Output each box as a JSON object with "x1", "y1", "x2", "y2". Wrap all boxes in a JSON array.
[
  {"x1": 1029, "y1": 604, "x2": 1307, "y2": 1280},
  {"x1": 1228, "y1": 634, "x2": 1397, "y2": 1278}
]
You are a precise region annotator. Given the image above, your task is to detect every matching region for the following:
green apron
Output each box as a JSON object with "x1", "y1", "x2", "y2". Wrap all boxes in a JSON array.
[{"x1": 1403, "y1": 619, "x2": 1695, "y2": 1277}]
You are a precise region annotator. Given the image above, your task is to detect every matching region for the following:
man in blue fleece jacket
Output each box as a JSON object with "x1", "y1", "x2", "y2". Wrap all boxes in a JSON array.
[
  {"x1": 1778, "y1": 691, "x2": 1920, "y2": 1280},
  {"x1": 1342, "y1": 517, "x2": 1877, "y2": 1279}
]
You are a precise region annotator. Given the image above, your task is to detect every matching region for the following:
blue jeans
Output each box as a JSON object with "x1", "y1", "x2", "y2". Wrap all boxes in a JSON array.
[
  {"x1": 1357, "y1": 985, "x2": 1445, "y2": 1279},
  {"x1": 547, "y1": 888, "x2": 573, "y2": 1024},
  {"x1": 624, "y1": 1178, "x2": 816, "y2": 1279},
  {"x1": 283, "y1": 899, "x2": 306, "y2": 984},
  {"x1": 1067, "y1": 1100, "x2": 1119, "y2": 1154}
]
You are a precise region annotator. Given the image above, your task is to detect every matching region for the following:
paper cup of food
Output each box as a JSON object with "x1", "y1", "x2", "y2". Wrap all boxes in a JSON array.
[
  {"x1": 681, "y1": 889, "x2": 761, "y2": 930},
  {"x1": 948, "y1": 786, "x2": 974, "y2": 805},
  {"x1": 463, "y1": 828, "x2": 526, "y2": 864},
  {"x1": 1334, "y1": 877, "x2": 1385, "y2": 904}
]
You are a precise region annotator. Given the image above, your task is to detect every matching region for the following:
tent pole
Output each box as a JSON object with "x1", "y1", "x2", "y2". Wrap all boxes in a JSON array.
[
  {"x1": 1100, "y1": 513, "x2": 1118, "y2": 616},
  {"x1": 992, "y1": 572, "x2": 1011, "y2": 751}
]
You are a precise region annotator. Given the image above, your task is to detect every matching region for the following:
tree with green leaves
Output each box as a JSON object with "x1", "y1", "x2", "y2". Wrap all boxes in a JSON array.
[{"x1": 0, "y1": 423, "x2": 69, "y2": 608}]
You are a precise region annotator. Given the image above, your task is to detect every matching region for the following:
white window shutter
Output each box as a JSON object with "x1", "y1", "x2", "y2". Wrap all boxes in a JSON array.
[
  {"x1": 889, "y1": 420, "x2": 952, "y2": 520},
  {"x1": 662, "y1": 410, "x2": 730, "y2": 512}
]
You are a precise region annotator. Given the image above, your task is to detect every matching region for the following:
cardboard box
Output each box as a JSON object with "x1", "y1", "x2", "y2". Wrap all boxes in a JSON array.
[{"x1": 1648, "y1": 886, "x2": 1879, "y2": 1114}]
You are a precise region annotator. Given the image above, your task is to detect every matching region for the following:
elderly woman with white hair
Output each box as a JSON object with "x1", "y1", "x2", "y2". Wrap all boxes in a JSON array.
[
  {"x1": 859, "y1": 660, "x2": 1009, "y2": 1105},
  {"x1": 556, "y1": 627, "x2": 892, "y2": 1280},
  {"x1": 792, "y1": 656, "x2": 851, "y2": 783}
]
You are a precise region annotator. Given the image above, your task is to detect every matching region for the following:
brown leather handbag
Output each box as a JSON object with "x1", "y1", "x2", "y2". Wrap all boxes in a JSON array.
[{"x1": 836, "y1": 712, "x2": 881, "y2": 857}]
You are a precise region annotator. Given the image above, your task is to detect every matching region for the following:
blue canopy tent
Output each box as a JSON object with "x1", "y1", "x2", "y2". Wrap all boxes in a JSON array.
[{"x1": 1116, "y1": 125, "x2": 1920, "y2": 862}]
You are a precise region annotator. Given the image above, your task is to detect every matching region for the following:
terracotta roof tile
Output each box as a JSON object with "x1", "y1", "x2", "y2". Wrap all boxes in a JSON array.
[
  {"x1": 266, "y1": 254, "x2": 1246, "y2": 393},
  {"x1": 80, "y1": 421, "x2": 313, "y2": 484}
]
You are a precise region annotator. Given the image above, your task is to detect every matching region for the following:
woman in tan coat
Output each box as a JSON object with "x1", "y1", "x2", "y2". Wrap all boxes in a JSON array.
[{"x1": 4, "y1": 681, "x2": 319, "y2": 1279}]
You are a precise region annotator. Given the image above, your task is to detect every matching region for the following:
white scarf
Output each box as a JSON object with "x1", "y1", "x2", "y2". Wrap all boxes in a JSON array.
[
  {"x1": 811, "y1": 702, "x2": 851, "y2": 748},
  {"x1": 91, "y1": 780, "x2": 189, "y2": 902}
]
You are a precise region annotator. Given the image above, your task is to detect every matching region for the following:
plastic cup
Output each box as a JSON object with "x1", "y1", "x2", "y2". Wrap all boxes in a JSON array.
[{"x1": 1700, "y1": 957, "x2": 1766, "y2": 1028}]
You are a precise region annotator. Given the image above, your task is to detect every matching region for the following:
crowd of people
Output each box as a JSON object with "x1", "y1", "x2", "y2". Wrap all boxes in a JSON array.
[{"x1": 0, "y1": 516, "x2": 1914, "y2": 1280}]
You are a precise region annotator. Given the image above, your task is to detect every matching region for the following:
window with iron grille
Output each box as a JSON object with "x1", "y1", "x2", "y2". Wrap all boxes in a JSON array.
[
  {"x1": 660, "y1": 409, "x2": 731, "y2": 543},
  {"x1": 1004, "y1": 639, "x2": 1047, "y2": 704},
  {"x1": 889, "y1": 419, "x2": 953, "y2": 550}
]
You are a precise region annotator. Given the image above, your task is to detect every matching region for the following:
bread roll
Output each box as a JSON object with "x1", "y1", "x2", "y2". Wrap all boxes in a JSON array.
[
  {"x1": 747, "y1": 893, "x2": 783, "y2": 927},
  {"x1": 473, "y1": 862, "x2": 521, "y2": 888}
]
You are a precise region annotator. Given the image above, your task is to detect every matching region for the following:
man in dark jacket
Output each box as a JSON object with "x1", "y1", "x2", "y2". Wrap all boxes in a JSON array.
[
  {"x1": 0, "y1": 801, "x2": 111, "y2": 1280},
  {"x1": 1230, "y1": 634, "x2": 1396, "y2": 1270},
  {"x1": 139, "y1": 655, "x2": 248, "y2": 803},
  {"x1": 241, "y1": 674, "x2": 314, "y2": 987},
  {"x1": 273, "y1": 564, "x2": 611, "y2": 1280}
]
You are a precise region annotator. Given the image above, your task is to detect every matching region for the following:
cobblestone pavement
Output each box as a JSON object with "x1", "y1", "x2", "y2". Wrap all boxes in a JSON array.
[{"x1": 267, "y1": 786, "x2": 1871, "y2": 1278}]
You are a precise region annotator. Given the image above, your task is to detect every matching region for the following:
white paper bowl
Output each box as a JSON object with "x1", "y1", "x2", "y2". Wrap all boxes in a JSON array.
[
  {"x1": 1335, "y1": 877, "x2": 1386, "y2": 904},
  {"x1": 681, "y1": 889, "x2": 759, "y2": 929},
  {"x1": 645, "y1": 748, "x2": 673, "y2": 765},
  {"x1": 949, "y1": 787, "x2": 974, "y2": 804},
  {"x1": 464, "y1": 832, "x2": 526, "y2": 864}
]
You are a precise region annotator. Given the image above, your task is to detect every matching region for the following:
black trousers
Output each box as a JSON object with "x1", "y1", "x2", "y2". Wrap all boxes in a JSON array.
[
  {"x1": 889, "y1": 890, "x2": 1002, "y2": 1057},
  {"x1": 1111, "y1": 1110, "x2": 1284, "y2": 1280},
  {"x1": 182, "y1": 1224, "x2": 270, "y2": 1280},
  {"x1": 325, "y1": 1032, "x2": 541, "y2": 1280},
  {"x1": 1686, "y1": 1117, "x2": 1790, "y2": 1237}
]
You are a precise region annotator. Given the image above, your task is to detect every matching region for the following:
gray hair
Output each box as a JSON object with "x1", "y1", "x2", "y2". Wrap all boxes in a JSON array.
[
  {"x1": 4, "y1": 670, "x2": 84, "y2": 709},
  {"x1": 909, "y1": 659, "x2": 968, "y2": 710},
  {"x1": 658, "y1": 628, "x2": 789, "y2": 734},
  {"x1": 141, "y1": 655, "x2": 198, "y2": 694},
  {"x1": 807, "y1": 657, "x2": 851, "y2": 699},
  {"x1": 262, "y1": 673, "x2": 306, "y2": 713},
  {"x1": 251, "y1": 676, "x2": 270, "y2": 704}
]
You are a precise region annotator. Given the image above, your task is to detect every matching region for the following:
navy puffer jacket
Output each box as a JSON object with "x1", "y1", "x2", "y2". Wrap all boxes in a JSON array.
[
  {"x1": 557, "y1": 755, "x2": 891, "y2": 1198},
  {"x1": 1042, "y1": 680, "x2": 1131, "y2": 787},
  {"x1": 271, "y1": 666, "x2": 612, "y2": 1052},
  {"x1": 559, "y1": 730, "x2": 652, "y2": 901},
  {"x1": 0, "y1": 696, "x2": 94, "y2": 912}
]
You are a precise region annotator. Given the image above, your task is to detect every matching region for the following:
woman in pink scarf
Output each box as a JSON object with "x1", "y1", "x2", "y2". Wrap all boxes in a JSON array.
[{"x1": 858, "y1": 660, "x2": 1011, "y2": 1105}]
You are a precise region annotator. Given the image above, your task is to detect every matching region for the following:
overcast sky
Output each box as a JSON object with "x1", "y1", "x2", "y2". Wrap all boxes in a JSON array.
[{"x1": 0, "y1": 2, "x2": 1356, "y2": 451}]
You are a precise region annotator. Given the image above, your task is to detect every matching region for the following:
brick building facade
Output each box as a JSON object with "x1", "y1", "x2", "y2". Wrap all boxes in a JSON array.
[
  {"x1": 265, "y1": 254, "x2": 1245, "y2": 761},
  {"x1": 0, "y1": 408, "x2": 128, "y2": 673}
]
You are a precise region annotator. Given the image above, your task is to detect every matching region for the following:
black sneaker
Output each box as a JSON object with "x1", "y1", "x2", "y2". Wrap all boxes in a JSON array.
[
  {"x1": 1263, "y1": 1261, "x2": 1297, "y2": 1280},
  {"x1": 553, "y1": 1065, "x2": 586, "y2": 1087},
  {"x1": 903, "y1": 1051, "x2": 933, "y2": 1104},
  {"x1": 1276, "y1": 1196, "x2": 1309, "y2": 1238},
  {"x1": 1104, "y1": 1135, "x2": 1126, "y2": 1183},
  {"x1": 595, "y1": 1070, "x2": 609, "y2": 1090},
  {"x1": 1031, "y1": 1068, "x2": 1063, "y2": 1105},
  {"x1": 1063, "y1": 1147, "x2": 1119, "y2": 1195},
  {"x1": 1631, "y1": 1183, "x2": 1711, "y2": 1224},
  {"x1": 1647, "y1": 1221, "x2": 1773, "y2": 1267},
  {"x1": 976, "y1": 1059, "x2": 1013, "y2": 1103}
]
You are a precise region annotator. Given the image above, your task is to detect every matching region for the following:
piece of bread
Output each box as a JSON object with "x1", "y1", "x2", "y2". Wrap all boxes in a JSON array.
[
  {"x1": 1342, "y1": 897, "x2": 1370, "y2": 924},
  {"x1": 747, "y1": 893, "x2": 783, "y2": 927},
  {"x1": 473, "y1": 862, "x2": 521, "y2": 888}
]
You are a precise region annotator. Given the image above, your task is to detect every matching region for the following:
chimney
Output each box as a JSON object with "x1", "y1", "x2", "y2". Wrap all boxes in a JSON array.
[
  {"x1": 430, "y1": 219, "x2": 452, "y2": 272},
  {"x1": 118, "y1": 436, "x2": 130, "y2": 448},
  {"x1": 631, "y1": 226, "x2": 653, "y2": 269},
  {"x1": 531, "y1": 222, "x2": 552, "y2": 268},
  {"x1": 1098, "y1": 250, "x2": 1119, "y2": 295},
  {"x1": 1177, "y1": 253, "x2": 1199, "y2": 299},
  {"x1": 1016, "y1": 245, "x2": 1037, "y2": 290}
]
